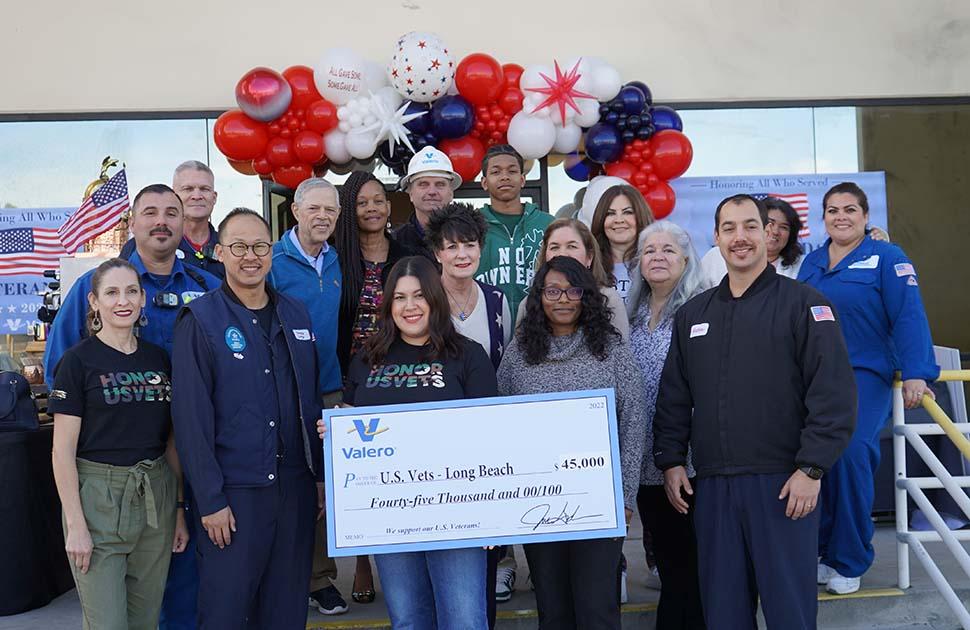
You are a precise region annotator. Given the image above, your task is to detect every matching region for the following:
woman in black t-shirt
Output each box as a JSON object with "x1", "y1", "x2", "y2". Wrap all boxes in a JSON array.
[
  {"x1": 49, "y1": 259, "x2": 188, "y2": 629},
  {"x1": 326, "y1": 256, "x2": 496, "y2": 629}
]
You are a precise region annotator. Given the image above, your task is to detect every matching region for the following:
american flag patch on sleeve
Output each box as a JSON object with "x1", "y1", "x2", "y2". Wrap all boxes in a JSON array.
[
  {"x1": 811, "y1": 306, "x2": 835, "y2": 322},
  {"x1": 895, "y1": 263, "x2": 916, "y2": 277}
]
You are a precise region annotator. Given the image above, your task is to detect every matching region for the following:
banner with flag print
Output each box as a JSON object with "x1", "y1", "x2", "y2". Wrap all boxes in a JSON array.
[
  {"x1": 668, "y1": 171, "x2": 887, "y2": 255},
  {"x1": 58, "y1": 169, "x2": 130, "y2": 254},
  {"x1": 0, "y1": 226, "x2": 67, "y2": 277}
]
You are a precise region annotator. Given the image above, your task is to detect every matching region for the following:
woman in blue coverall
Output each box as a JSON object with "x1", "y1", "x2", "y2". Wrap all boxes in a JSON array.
[{"x1": 798, "y1": 182, "x2": 938, "y2": 595}]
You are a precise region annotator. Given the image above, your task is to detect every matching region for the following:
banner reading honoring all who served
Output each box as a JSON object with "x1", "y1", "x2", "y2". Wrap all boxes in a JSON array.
[
  {"x1": 668, "y1": 171, "x2": 888, "y2": 255},
  {"x1": 0, "y1": 208, "x2": 74, "y2": 334}
]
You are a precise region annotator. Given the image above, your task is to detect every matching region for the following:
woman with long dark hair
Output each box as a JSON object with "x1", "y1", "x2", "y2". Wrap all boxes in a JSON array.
[
  {"x1": 589, "y1": 184, "x2": 655, "y2": 302},
  {"x1": 341, "y1": 256, "x2": 497, "y2": 628},
  {"x1": 497, "y1": 256, "x2": 645, "y2": 629}
]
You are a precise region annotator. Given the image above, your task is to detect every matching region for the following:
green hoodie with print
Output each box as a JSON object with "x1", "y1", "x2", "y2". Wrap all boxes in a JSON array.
[{"x1": 476, "y1": 202, "x2": 554, "y2": 316}]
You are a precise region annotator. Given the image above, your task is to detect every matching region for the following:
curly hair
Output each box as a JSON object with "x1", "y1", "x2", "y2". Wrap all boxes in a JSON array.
[{"x1": 516, "y1": 256, "x2": 619, "y2": 365}]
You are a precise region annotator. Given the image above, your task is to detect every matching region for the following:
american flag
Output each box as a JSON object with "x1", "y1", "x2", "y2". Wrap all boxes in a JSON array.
[
  {"x1": 0, "y1": 227, "x2": 68, "y2": 276},
  {"x1": 58, "y1": 169, "x2": 130, "y2": 254},
  {"x1": 754, "y1": 192, "x2": 811, "y2": 238}
]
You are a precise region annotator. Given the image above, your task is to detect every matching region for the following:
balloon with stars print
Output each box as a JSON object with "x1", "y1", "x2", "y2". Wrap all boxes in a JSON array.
[{"x1": 388, "y1": 31, "x2": 455, "y2": 103}]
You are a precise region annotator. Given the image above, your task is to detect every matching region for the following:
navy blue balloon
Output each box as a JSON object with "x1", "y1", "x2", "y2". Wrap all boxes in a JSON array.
[
  {"x1": 403, "y1": 102, "x2": 432, "y2": 135},
  {"x1": 585, "y1": 123, "x2": 623, "y2": 164},
  {"x1": 651, "y1": 106, "x2": 683, "y2": 132},
  {"x1": 627, "y1": 115, "x2": 641, "y2": 129},
  {"x1": 625, "y1": 81, "x2": 653, "y2": 106},
  {"x1": 564, "y1": 155, "x2": 592, "y2": 182},
  {"x1": 430, "y1": 96, "x2": 474, "y2": 140},
  {"x1": 617, "y1": 85, "x2": 646, "y2": 116},
  {"x1": 421, "y1": 132, "x2": 439, "y2": 147},
  {"x1": 610, "y1": 101, "x2": 625, "y2": 113},
  {"x1": 616, "y1": 117, "x2": 628, "y2": 132},
  {"x1": 621, "y1": 129, "x2": 636, "y2": 143},
  {"x1": 604, "y1": 111, "x2": 619, "y2": 124},
  {"x1": 636, "y1": 126, "x2": 653, "y2": 141}
]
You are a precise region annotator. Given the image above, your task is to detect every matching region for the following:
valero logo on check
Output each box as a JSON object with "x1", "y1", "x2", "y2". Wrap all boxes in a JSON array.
[{"x1": 342, "y1": 417, "x2": 395, "y2": 459}]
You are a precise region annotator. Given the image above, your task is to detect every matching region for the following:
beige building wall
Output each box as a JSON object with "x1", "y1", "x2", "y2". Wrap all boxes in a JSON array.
[{"x1": 4, "y1": 0, "x2": 970, "y2": 114}]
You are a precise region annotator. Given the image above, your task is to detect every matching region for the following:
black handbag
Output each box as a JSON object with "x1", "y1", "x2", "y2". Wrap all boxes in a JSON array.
[{"x1": 0, "y1": 371, "x2": 39, "y2": 431}]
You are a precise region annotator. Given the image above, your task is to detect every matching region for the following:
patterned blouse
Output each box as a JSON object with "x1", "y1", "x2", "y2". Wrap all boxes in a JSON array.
[
  {"x1": 629, "y1": 301, "x2": 695, "y2": 485},
  {"x1": 351, "y1": 261, "x2": 385, "y2": 356}
]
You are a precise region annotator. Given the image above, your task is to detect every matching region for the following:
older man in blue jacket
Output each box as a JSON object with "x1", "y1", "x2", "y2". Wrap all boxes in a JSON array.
[
  {"x1": 172, "y1": 208, "x2": 322, "y2": 629},
  {"x1": 265, "y1": 177, "x2": 348, "y2": 614}
]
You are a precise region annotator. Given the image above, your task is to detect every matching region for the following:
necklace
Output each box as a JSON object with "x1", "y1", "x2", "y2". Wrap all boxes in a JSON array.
[{"x1": 446, "y1": 284, "x2": 476, "y2": 321}]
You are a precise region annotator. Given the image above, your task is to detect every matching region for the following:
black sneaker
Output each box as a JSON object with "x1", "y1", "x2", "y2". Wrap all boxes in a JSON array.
[{"x1": 309, "y1": 585, "x2": 348, "y2": 615}]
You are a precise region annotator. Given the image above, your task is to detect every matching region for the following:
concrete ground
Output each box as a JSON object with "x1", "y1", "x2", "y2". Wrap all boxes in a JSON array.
[{"x1": 3, "y1": 516, "x2": 968, "y2": 629}]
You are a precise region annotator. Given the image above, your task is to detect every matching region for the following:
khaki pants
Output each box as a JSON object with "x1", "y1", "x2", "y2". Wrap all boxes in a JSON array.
[{"x1": 68, "y1": 456, "x2": 176, "y2": 630}]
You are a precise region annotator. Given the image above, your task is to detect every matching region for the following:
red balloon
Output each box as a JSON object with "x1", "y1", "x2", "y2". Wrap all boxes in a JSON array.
[
  {"x1": 213, "y1": 109, "x2": 269, "y2": 161},
  {"x1": 643, "y1": 181, "x2": 676, "y2": 219},
  {"x1": 252, "y1": 157, "x2": 273, "y2": 176},
  {"x1": 272, "y1": 164, "x2": 313, "y2": 190},
  {"x1": 648, "y1": 130, "x2": 693, "y2": 180},
  {"x1": 235, "y1": 67, "x2": 292, "y2": 122},
  {"x1": 265, "y1": 137, "x2": 296, "y2": 167},
  {"x1": 282, "y1": 65, "x2": 323, "y2": 110},
  {"x1": 306, "y1": 99, "x2": 338, "y2": 134},
  {"x1": 438, "y1": 135, "x2": 486, "y2": 182},
  {"x1": 502, "y1": 63, "x2": 524, "y2": 88},
  {"x1": 605, "y1": 161, "x2": 636, "y2": 181},
  {"x1": 227, "y1": 158, "x2": 257, "y2": 176},
  {"x1": 293, "y1": 131, "x2": 325, "y2": 164},
  {"x1": 497, "y1": 88, "x2": 524, "y2": 116},
  {"x1": 455, "y1": 53, "x2": 505, "y2": 106}
]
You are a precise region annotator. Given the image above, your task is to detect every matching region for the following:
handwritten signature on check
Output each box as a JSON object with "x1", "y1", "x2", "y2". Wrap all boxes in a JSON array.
[{"x1": 519, "y1": 503, "x2": 604, "y2": 531}]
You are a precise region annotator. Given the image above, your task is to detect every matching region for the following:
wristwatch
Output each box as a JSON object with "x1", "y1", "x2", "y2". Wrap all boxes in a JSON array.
[{"x1": 800, "y1": 465, "x2": 824, "y2": 480}]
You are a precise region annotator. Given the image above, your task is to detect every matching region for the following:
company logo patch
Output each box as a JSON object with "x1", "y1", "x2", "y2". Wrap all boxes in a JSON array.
[
  {"x1": 293, "y1": 328, "x2": 311, "y2": 341},
  {"x1": 348, "y1": 418, "x2": 389, "y2": 442},
  {"x1": 224, "y1": 326, "x2": 247, "y2": 352},
  {"x1": 181, "y1": 291, "x2": 204, "y2": 304},
  {"x1": 907, "y1": 276, "x2": 919, "y2": 286},
  {"x1": 689, "y1": 323, "x2": 710, "y2": 338},
  {"x1": 848, "y1": 255, "x2": 879, "y2": 269},
  {"x1": 895, "y1": 263, "x2": 916, "y2": 277},
  {"x1": 811, "y1": 305, "x2": 835, "y2": 322}
]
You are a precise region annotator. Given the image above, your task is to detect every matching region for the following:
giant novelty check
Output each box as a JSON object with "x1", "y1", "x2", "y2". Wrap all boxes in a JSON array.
[{"x1": 323, "y1": 389, "x2": 626, "y2": 557}]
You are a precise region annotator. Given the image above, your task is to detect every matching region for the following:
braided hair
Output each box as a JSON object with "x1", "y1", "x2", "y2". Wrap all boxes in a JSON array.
[{"x1": 334, "y1": 171, "x2": 385, "y2": 317}]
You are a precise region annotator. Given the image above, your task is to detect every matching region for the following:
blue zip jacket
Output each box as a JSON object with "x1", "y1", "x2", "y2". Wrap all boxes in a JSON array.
[
  {"x1": 171, "y1": 284, "x2": 322, "y2": 516},
  {"x1": 120, "y1": 223, "x2": 225, "y2": 279},
  {"x1": 43, "y1": 251, "x2": 219, "y2": 387},
  {"x1": 798, "y1": 235, "x2": 939, "y2": 383},
  {"x1": 266, "y1": 228, "x2": 342, "y2": 394}
]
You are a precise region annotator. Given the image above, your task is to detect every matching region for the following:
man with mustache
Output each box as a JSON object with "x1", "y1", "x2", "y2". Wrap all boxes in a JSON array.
[
  {"x1": 44, "y1": 184, "x2": 220, "y2": 629},
  {"x1": 172, "y1": 208, "x2": 321, "y2": 629},
  {"x1": 121, "y1": 161, "x2": 225, "y2": 279},
  {"x1": 393, "y1": 146, "x2": 462, "y2": 261},
  {"x1": 653, "y1": 194, "x2": 856, "y2": 630},
  {"x1": 265, "y1": 177, "x2": 346, "y2": 615}
]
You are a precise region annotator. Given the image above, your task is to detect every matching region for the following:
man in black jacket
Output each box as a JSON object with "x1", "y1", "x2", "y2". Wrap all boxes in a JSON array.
[{"x1": 653, "y1": 194, "x2": 856, "y2": 630}]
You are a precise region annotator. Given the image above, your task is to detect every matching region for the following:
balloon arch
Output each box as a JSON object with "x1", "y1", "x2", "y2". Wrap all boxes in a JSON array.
[{"x1": 215, "y1": 32, "x2": 692, "y2": 219}]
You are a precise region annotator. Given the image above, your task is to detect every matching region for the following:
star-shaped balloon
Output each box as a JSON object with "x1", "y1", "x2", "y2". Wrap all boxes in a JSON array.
[
  {"x1": 363, "y1": 96, "x2": 428, "y2": 153},
  {"x1": 525, "y1": 59, "x2": 597, "y2": 126}
]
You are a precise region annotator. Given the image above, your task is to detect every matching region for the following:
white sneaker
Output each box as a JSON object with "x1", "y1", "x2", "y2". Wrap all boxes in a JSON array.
[
  {"x1": 644, "y1": 565, "x2": 662, "y2": 591},
  {"x1": 817, "y1": 563, "x2": 838, "y2": 585},
  {"x1": 826, "y1": 573, "x2": 861, "y2": 595},
  {"x1": 495, "y1": 566, "x2": 515, "y2": 603},
  {"x1": 620, "y1": 570, "x2": 628, "y2": 604}
]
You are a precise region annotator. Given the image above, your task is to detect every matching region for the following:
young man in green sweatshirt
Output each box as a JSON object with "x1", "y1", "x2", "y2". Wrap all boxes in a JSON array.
[{"x1": 476, "y1": 145, "x2": 553, "y2": 317}]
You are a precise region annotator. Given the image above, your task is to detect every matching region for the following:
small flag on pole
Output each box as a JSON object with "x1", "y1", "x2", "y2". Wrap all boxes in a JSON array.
[{"x1": 58, "y1": 169, "x2": 130, "y2": 254}]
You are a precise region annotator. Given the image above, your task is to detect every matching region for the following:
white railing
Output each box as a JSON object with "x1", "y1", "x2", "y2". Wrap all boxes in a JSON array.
[{"x1": 894, "y1": 369, "x2": 970, "y2": 628}]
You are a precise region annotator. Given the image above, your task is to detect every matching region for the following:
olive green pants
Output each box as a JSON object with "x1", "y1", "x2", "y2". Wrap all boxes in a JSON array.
[{"x1": 67, "y1": 456, "x2": 176, "y2": 630}]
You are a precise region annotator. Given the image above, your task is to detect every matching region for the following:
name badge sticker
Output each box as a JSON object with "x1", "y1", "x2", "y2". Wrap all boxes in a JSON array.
[
  {"x1": 848, "y1": 255, "x2": 879, "y2": 269},
  {"x1": 225, "y1": 326, "x2": 247, "y2": 352},
  {"x1": 293, "y1": 328, "x2": 311, "y2": 341},
  {"x1": 690, "y1": 323, "x2": 710, "y2": 338},
  {"x1": 895, "y1": 263, "x2": 916, "y2": 277}
]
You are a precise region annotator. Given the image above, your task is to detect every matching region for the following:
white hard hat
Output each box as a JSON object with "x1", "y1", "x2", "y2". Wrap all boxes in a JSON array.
[{"x1": 399, "y1": 146, "x2": 463, "y2": 191}]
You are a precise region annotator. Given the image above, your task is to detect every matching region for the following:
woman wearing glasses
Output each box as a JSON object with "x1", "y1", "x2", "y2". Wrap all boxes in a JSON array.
[{"x1": 496, "y1": 255, "x2": 645, "y2": 629}]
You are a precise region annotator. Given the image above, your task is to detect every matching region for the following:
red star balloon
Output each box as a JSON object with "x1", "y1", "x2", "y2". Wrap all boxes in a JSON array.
[{"x1": 525, "y1": 59, "x2": 596, "y2": 126}]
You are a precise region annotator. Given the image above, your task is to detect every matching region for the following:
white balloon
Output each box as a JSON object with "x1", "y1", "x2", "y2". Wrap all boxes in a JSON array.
[
  {"x1": 375, "y1": 86, "x2": 403, "y2": 110},
  {"x1": 363, "y1": 59, "x2": 390, "y2": 93},
  {"x1": 519, "y1": 64, "x2": 553, "y2": 91},
  {"x1": 323, "y1": 129, "x2": 352, "y2": 164},
  {"x1": 346, "y1": 131, "x2": 378, "y2": 160},
  {"x1": 507, "y1": 112, "x2": 556, "y2": 160},
  {"x1": 349, "y1": 113, "x2": 363, "y2": 127},
  {"x1": 563, "y1": 56, "x2": 594, "y2": 93},
  {"x1": 314, "y1": 48, "x2": 366, "y2": 106},
  {"x1": 590, "y1": 63, "x2": 623, "y2": 102},
  {"x1": 363, "y1": 114, "x2": 377, "y2": 126},
  {"x1": 553, "y1": 123, "x2": 582, "y2": 154},
  {"x1": 577, "y1": 175, "x2": 628, "y2": 226},
  {"x1": 338, "y1": 121, "x2": 351, "y2": 133},
  {"x1": 387, "y1": 32, "x2": 455, "y2": 103},
  {"x1": 575, "y1": 98, "x2": 601, "y2": 128}
]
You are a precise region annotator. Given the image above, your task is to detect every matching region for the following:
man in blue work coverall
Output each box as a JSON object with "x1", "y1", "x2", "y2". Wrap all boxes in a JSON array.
[
  {"x1": 799, "y1": 181, "x2": 939, "y2": 595},
  {"x1": 172, "y1": 208, "x2": 321, "y2": 629},
  {"x1": 44, "y1": 183, "x2": 220, "y2": 629}
]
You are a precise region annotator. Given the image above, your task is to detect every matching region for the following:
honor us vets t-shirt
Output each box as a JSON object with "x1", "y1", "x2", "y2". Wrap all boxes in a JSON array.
[
  {"x1": 343, "y1": 337, "x2": 498, "y2": 407},
  {"x1": 49, "y1": 336, "x2": 172, "y2": 467}
]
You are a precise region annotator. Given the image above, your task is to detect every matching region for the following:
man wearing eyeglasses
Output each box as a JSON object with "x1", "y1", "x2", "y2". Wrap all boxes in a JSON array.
[
  {"x1": 172, "y1": 208, "x2": 322, "y2": 629},
  {"x1": 265, "y1": 177, "x2": 348, "y2": 615}
]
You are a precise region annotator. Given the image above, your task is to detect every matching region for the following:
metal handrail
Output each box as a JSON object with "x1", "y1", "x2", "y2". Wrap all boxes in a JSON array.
[{"x1": 893, "y1": 369, "x2": 970, "y2": 628}]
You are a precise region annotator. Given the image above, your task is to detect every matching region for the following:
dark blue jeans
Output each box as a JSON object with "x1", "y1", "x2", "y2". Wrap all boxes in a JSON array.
[{"x1": 375, "y1": 547, "x2": 488, "y2": 630}]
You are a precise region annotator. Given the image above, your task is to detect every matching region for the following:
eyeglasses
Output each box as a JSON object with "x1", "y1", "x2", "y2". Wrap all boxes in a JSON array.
[
  {"x1": 225, "y1": 241, "x2": 272, "y2": 257},
  {"x1": 541, "y1": 286, "x2": 584, "y2": 301}
]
